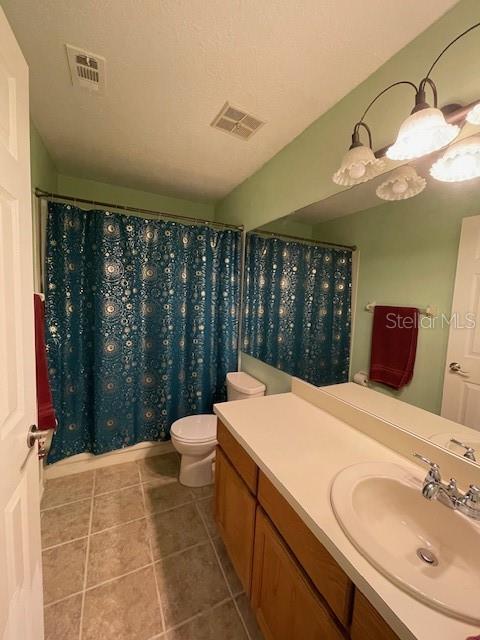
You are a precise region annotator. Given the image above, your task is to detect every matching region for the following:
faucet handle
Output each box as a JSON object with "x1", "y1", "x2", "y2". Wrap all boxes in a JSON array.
[
  {"x1": 465, "y1": 484, "x2": 480, "y2": 506},
  {"x1": 413, "y1": 453, "x2": 441, "y2": 482},
  {"x1": 450, "y1": 438, "x2": 476, "y2": 462}
]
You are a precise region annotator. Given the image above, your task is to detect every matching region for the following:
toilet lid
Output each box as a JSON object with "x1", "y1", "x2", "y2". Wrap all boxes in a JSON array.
[{"x1": 171, "y1": 414, "x2": 217, "y2": 443}]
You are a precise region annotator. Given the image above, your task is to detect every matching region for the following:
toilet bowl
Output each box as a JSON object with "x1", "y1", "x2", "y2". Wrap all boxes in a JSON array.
[{"x1": 171, "y1": 372, "x2": 266, "y2": 487}]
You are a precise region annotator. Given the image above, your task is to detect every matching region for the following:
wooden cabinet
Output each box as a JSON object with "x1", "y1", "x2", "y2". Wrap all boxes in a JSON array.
[
  {"x1": 351, "y1": 591, "x2": 400, "y2": 640},
  {"x1": 215, "y1": 446, "x2": 256, "y2": 593},
  {"x1": 217, "y1": 420, "x2": 258, "y2": 492},
  {"x1": 251, "y1": 507, "x2": 345, "y2": 640},
  {"x1": 215, "y1": 419, "x2": 401, "y2": 640},
  {"x1": 258, "y1": 471, "x2": 353, "y2": 626}
]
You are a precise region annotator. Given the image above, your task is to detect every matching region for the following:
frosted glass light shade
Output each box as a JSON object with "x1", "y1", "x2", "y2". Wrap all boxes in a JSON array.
[
  {"x1": 466, "y1": 103, "x2": 480, "y2": 125},
  {"x1": 387, "y1": 107, "x2": 459, "y2": 161},
  {"x1": 376, "y1": 165, "x2": 426, "y2": 201},
  {"x1": 430, "y1": 136, "x2": 480, "y2": 182},
  {"x1": 332, "y1": 145, "x2": 384, "y2": 186}
]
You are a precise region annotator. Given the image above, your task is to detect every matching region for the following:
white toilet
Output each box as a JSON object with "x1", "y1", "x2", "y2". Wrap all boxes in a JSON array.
[{"x1": 171, "y1": 372, "x2": 266, "y2": 487}]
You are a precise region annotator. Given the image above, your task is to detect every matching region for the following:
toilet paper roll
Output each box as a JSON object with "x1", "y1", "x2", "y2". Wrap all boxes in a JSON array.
[{"x1": 353, "y1": 371, "x2": 369, "y2": 386}]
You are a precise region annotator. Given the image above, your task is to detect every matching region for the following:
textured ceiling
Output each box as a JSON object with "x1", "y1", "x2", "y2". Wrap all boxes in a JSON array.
[{"x1": 3, "y1": 0, "x2": 458, "y2": 202}]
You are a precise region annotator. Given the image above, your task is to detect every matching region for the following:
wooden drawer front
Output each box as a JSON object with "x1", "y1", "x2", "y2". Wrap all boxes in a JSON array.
[
  {"x1": 258, "y1": 472, "x2": 353, "y2": 627},
  {"x1": 215, "y1": 447, "x2": 256, "y2": 594},
  {"x1": 351, "y1": 591, "x2": 400, "y2": 640},
  {"x1": 251, "y1": 507, "x2": 344, "y2": 640},
  {"x1": 217, "y1": 420, "x2": 258, "y2": 494}
]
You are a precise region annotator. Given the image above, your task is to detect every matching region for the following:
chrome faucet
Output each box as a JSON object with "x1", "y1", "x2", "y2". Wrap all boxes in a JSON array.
[
  {"x1": 450, "y1": 438, "x2": 476, "y2": 462},
  {"x1": 413, "y1": 453, "x2": 480, "y2": 520}
]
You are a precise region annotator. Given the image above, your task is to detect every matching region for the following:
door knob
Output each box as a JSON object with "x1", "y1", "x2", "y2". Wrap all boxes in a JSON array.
[
  {"x1": 449, "y1": 362, "x2": 469, "y2": 376},
  {"x1": 27, "y1": 424, "x2": 49, "y2": 448}
]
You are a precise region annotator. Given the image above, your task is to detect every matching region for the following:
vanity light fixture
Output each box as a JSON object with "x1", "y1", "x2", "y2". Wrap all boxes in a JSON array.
[
  {"x1": 333, "y1": 22, "x2": 480, "y2": 188},
  {"x1": 430, "y1": 135, "x2": 480, "y2": 183},
  {"x1": 332, "y1": 122, "x2": 384, "y2": 186},
  {"x1": 376, "y1": 166, "x2": 426, "y2": 201},
  {"x1": 466, "y1": 103, "x2": 480, "y2": 125}
]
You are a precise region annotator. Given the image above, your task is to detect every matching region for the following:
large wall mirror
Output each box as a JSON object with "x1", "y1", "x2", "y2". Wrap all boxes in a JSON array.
[{"x1": 242, "y1": 128, "x2": 480, "y2": 466}]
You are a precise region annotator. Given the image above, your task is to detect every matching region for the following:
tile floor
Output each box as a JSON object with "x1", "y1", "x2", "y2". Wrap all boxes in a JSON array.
[{"x1": 41, "y1": 452, "x2": 263, "y2": 640}]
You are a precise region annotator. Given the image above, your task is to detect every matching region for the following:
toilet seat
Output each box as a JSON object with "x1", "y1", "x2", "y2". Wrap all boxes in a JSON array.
[{"x1": 170, "y1": 414, "x2": 217, "y2": 444}]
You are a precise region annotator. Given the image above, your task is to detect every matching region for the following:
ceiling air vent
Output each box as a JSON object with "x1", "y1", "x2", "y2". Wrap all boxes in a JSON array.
[
  {"x1": 211, "y1": 102, "x2": 264, "y2": 141},
  {"x1": 66, "y1": 44, "x2": 106, "y2": 94}
]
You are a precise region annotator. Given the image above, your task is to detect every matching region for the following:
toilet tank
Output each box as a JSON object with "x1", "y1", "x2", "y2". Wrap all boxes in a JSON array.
[{"x1": 226, "y1": 372, "x2": 266, "y2": 401}]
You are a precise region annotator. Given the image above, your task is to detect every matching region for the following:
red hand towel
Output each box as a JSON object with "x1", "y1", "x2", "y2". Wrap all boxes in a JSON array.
[
  {"x1": 369, "y1": 305, "x2": 419, "y2": 390},
  {"x1": 34, "y1": 294, "x2": 57, "y2": 429}
]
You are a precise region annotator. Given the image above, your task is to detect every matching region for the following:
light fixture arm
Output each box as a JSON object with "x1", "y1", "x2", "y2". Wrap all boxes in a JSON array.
[
  {"x1": 414, "y1": 77, "x2": 438, "y2": 112},
  {"x1": 423, "y1": 21, "x2": 480, "y2": 82},
  {"x1": 358, "y1": 80, "x2": 418, "y2": 124},
  {"x1": 350, "y1": 81, "x2": 418, "y2": 150},
  {"x1": 350, "y1": 121, "x2": 372, "y2": 149}
]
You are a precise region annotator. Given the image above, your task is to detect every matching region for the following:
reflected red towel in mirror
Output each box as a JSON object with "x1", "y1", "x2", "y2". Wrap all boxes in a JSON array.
[
  {"x1": 369, "y1": 305, "x2": 419, "y2": 390},
  {"x1": 34, "y1": 294, "x2": 57, "y2": 429}
]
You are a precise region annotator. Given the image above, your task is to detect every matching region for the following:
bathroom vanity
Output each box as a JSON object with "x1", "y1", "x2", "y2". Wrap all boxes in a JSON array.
[{"x1": 213, "y1": 380, "x2": 480, "y2": 640}]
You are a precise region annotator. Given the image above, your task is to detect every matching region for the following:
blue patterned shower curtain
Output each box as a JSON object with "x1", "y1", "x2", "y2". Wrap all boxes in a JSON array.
[
  {"x1": 243, "y1": 233, "x2": 352, "y2": 386},
  {"x1": 45, "y1": 202, "x2": 241, "y2": 463}
]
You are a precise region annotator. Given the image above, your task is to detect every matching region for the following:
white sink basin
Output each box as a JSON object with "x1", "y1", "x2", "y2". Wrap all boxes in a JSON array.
[{"x1": 331, "y1": 462, "x2": 480, "y2": 624}]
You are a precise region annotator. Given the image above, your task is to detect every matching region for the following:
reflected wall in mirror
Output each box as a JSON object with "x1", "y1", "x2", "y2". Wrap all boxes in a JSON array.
[
  {"x1": 242, "y1": 231, "x2": 353, "y2": 386},
  {"x1": 241, "y1": 132, "x2": 480, "y2": 466}
]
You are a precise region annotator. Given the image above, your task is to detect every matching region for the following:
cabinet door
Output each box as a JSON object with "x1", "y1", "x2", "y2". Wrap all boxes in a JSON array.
[
  {"x1": 251, "y1": 508, "x2": 344, "y2": 640},
  {"x1": 351, "y1": 591, "x2": 400, "y2": 640},
  {"x1": 215, "y1": 446, "x2": 256, "y2": 593}
]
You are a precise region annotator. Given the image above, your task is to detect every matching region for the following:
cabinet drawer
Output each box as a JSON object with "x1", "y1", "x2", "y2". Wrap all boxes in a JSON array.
[
  {"x1": 351, "y1": 591, "x2": 400, "y2": 640},
  {"x1": 217, "y1": 420, "x2": 258, "y2": 494},
  {"x1": 215, "y1": 447, "x2": 256, "y2": 594},
  {"x1": 251, "y1": 507, "x2": 345, "y2": 640},
  {"x1": 258, "y1": 471, "x2": 353, "y2": 627}
]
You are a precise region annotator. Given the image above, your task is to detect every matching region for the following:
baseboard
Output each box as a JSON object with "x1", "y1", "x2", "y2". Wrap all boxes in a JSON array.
[{"x1": 44, "y1": 439, "x2": 174, "y2": 479}]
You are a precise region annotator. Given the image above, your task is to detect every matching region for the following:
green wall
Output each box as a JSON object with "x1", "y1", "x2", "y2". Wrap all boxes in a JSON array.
[
  {"x1": 216, "y1": 0, "x2": 479, "y2": 399},
  {"x1": 56, "y1": 175, "x2": 216, "y2": 220},
  {"x1": 313, "y1": 183, "x2": 479, "y2": 414}
]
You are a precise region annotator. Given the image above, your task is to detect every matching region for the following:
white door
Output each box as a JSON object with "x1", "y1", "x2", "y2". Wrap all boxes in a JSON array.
[
  {"x1": 442, "y1": 214, "x2": 480, "y2": 431},
  {"x1": 0, "y1": 8, "x2": 44, "y2": 640}
]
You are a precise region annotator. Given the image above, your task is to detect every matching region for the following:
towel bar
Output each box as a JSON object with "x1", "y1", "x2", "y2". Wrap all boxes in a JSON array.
[{"x1": 365, "y1": 302, "x2": 437, "y2": 318}]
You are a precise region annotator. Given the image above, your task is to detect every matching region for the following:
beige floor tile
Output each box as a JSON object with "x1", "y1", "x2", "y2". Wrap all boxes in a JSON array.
[
  {"x1": 42, "y1": 538, "x2": 87, "y2": 605},
  {"x1": 44, "y1": 594, "x2": 82, "y2": 640},
  {"x1": 138, "y1": 452, "x2": 179, "y2": 483},
  {"x1": 143, "y1": 481, "x2": 193, "y2": 515},
  {"x1": 41, "y1": 471, "x2": 94, "y2": 509},
  {"x1": 92, "y1": 485, "x2": 144, "y2": 533},
  {"x1": 87, "y1": 518, "x2": 151, "y2": 587},
  {"x1": 41, "y1": 498, "x2": 91, "y2": 549},
  {"x1": 147, "y1": 503, "x2": 207, "y2": 560},
  {"x1": 212, "y1": 536, "x2": 243, "y2": 596},
  {"x1": 166, "y1": 600, "x2": 247, "y2": 640},
  {"x1": 82, "y1": 566, "x2": 162, "y2": 640},
  {"x1": 155, "y1": 541, "x2": 229, "y2": 628},
  {"x1": 197, "y1": 497, "x2": 217, "y2": 536},
  {"x1": 190, "y1": 484, "x2": 214, "y2": 500},
  {"x1": 95, "y1": 461, "x2": 140, "y2": 495},
  {"x1": 236, "y1": 594, "x2": 264, "y2": 640}
]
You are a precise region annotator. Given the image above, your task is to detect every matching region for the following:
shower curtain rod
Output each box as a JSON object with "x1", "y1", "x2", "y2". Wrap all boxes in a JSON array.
[
  {"x1": 252, "y1": 229, "x2": 356, "y2": 252},
  {"x1": 34, "y1": 188, "x2": 244, "y2": 231}
]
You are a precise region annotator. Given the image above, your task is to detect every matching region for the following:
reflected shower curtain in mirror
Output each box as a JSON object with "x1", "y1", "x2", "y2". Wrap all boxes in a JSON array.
[
  {"x1": 243, "y1": 233, "x2": 352, "y2": 386},
  {"x1": 45, "y1": 202, "x2": 241, "y2": 463}
]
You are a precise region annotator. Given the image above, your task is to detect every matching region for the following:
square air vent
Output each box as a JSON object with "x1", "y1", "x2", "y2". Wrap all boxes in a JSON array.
[
  {"x1": 211, "y1": 102, "x2": 265, "y2": 141},
  {"x1": 66, "y1": 44, "x2": 106, "y2": 94}
]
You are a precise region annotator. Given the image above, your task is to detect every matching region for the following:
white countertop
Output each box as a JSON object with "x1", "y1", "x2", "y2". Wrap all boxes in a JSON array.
[{"x1": 214, "y1": 391, "x2": 480, "y2": 640}]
